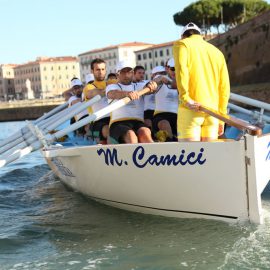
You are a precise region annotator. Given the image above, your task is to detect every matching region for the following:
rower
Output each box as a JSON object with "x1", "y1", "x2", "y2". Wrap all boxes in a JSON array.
[
  {"x1": 106, "y1": 61, "x2": 157, "y2": 144},
  {"x1": 83, "y1": 58, "x2": 110, "y2": 144},
  {"x1": 152, "y1": 58, "x2": 178, "y2": 142},
  {"x1": 68, "y1": 78, "x2": 89, "y2": 136}
]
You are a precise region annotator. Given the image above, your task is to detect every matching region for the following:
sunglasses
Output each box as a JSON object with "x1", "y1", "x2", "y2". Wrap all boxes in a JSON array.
[{"x1": 169, "y1": 67, "x2": 175, "y2": 72}]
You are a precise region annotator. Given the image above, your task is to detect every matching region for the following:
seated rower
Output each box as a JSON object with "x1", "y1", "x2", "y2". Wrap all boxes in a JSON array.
[
  {"x1": 106, "y1": 61, "x2": 157, "y2": 144},
  {"x1": 83, "y1": 58, "x2": 110, "y2": 144},
  {"x1": 68, "y1": 78, "x2": 89, "y2": 136},
  {"x1": 152, "y1": 58, "x2": 178, "y2": 142},
  {"x1": 144, "y1": 66, "x2": 167, "y2": 130}
]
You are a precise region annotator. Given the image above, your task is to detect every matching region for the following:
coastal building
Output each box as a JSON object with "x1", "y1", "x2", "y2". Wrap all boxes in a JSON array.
[
  {"x1": 0, "y1": 64, "x2": 16, "y2": 101},
  {"x1": 134, "y1": 41, "x2": 175, "y2": 79},
  {"x1": 14, "y1": 56, "x2": 80, "y2": 99},
  {"x1": 78, "y1": 42, "x2": 153, "y2": 82}
]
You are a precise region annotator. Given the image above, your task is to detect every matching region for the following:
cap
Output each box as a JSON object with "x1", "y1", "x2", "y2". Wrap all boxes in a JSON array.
[
  {"x1": 85, "y1": 73, "x2": 95, "y2": 84},
  {"x1": 115, "y1": 60, "x2": 133, "y2": 72},
  {"x1": 151, "y1": 66, "x2": 166, "y2": 74},
  {"x1": 181, "y1": 22, "x2": 201, "y2": 36},
  {"x1": 167, "y1": 58, "x2": 175, "y2": 68},
  {"x1": 71, "y1": 78, "x2": 83, "y2": 88}
]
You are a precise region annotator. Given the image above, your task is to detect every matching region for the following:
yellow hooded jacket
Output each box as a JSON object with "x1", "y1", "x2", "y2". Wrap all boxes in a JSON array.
[{"x1": 173, "y1": 35, "x2": 230, "y2": 115}]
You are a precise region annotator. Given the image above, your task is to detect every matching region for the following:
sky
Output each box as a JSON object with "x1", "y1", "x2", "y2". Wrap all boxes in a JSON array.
[{"x1": 0, "y1": 0, "x2": 193, "y2": 64}]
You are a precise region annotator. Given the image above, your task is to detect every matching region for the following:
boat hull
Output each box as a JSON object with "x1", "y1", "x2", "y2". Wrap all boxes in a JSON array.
[{"x1": 44, "y1": 135, "x2": 270, "y2": 223}]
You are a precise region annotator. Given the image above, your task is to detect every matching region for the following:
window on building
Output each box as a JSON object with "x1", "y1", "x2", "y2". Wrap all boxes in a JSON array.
[
  {"x1": 143, "y1": 53, "x2": 147, "y2": 60},
  {"x1": 43, "y1": 67, "x2": 46, "y2": 71},
  {"x1": 73, "y1": 66, "x2": 75, "y2": 69},
  {"x1": 150, "y1": 63, "x2": 153, "y2": 69},
  {"x1": 166, "y1": 49, "x2": 170, "y2": 56},
  {"x1": 144, "y1": 63, "x2": 147, "y2": 70},
  {"x1": 161, "y1": 61, "x2": 165, "y2": 66},
  {"x1": 59, "y1": 75, "x2": 61, "y2": 79},
  {"x1": 137, "y1": 54, "x2": 141, "y2": 61},
  {"x1": 58, "y1": 66, "x2": 61, "y2": 70},
  {"x1": 66, "y1": 66, "x2": 68, "y2": 70},
  {"x1": 155, "y1": 51, "x2": 157, "y2": 58},
  {"x1": 145, "y1": 74, "x2": 148, "y2": 80},
  {"x1": 160, "y1": 50, "x2": 163, "y2": 57},
  {"x1": 51, "y1": 66, "x2": 53, "y2": 71},
  {"x1": 148, "y1": 52, "x2": 152, "y2": 59},
  {"x1": 156, "y1": 62, "x2": 158, "y2": 66}
]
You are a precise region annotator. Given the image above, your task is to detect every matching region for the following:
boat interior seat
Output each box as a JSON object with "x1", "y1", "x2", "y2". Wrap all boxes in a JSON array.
[
  {"x1": 263, "y1": 124, "x2": 270, "y2": 134},
  {"x1": 225, "y1": 126, "x2": 243, "y2": 139}
]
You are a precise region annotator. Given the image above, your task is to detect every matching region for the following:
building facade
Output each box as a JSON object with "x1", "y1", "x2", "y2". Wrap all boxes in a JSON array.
[
  {"x1": 134, "y1": 41, "x2": 175, "y2": 79},
  {"x1": 79, "y1": 42, "x2": 153, "y2": 82},
  {"x1": 0, "y1": 64, "x2": 16, "y2": 101},
  {"x1": 14, "y1": 56, "x2": 80, "y2": 99}
]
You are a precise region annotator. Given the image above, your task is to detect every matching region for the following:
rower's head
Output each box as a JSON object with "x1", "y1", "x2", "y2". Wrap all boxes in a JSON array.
[
  {"x1": 181, "y1": 22, "x2": 201, "y2": 39},
  {"x1": 167, "y1": 58, "x2": 175, "y2": 79},
  {"x1": 91, "y1": 58, "x2": 106, "y2": 82},
  {"x1": 133, "y1": 65, "x2": 145, "y2": 82},
  {"x1": 151, "y1": 65, "x2": 166, "y2": 80},
  {"x1": 71, "y1": 78, "x2": 83, "y2": 97},
  {"x1": 116, "y1": 61, "x2": 134, "y2": 85}
]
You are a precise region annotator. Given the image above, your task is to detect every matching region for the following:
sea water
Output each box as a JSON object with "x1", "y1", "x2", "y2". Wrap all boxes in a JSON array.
[{"x1": 0, "y1": 121, "x2": 270, "y2": 270}]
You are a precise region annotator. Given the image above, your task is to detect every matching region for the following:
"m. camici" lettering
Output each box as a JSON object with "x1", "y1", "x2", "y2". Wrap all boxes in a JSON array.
[
  {"x1": 97, "y1": 148, "x2": 123, "y2": 166},
  {"x1": 97, "y1": 146, "x2": 206, "y2": 168}
]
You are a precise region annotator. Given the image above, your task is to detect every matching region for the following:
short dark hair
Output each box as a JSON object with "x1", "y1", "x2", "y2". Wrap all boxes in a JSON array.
[
  {"x1": 134, "y1": 65, "x2": 145, "y2": 73},
  {"x1": 91, "y1": 58, "x2": 106, "y2": 70},
  {"x1": 182, "y1": 29, "x2": 200, "y2": 38},
  {"x1": 107, "y1": 73, "x2": 117, "y2": 79}
]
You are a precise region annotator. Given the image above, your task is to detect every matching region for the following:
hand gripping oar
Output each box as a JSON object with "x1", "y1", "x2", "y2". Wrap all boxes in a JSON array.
[
  {"x1": 0, "y1": 96, "x2": 101, "y2": 158},
  {"x1": 199, "y1": 105, "x2": 262, "y2": 136},
  {"x1": 0, "y1": 86, "x2": 153, "y2": 168}
]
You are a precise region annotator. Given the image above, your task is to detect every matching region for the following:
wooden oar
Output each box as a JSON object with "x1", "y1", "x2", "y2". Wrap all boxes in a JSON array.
[
  {"x1": 0, "y1": 96, "x2": 101, "y2": 157},
  {"x1": 0, "y1": 86, "x2": 153, "y2": 168},
  {"x1": 199, "y1": 105, "x2": 262, "y2": 136},
  {"x1": 0, "y1": 102, "x2": 69, "y2": 149}
]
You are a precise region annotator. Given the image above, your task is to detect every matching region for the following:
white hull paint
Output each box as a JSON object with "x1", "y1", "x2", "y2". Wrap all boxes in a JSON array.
[{"x1": 43, "y1": 134, "x2": 270, "y2": 224}]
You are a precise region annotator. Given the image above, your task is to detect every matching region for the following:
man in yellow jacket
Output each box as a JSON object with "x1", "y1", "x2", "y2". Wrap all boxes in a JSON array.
[{"x1": 173, "y1": 22, "x2": 230, "y2": 141}]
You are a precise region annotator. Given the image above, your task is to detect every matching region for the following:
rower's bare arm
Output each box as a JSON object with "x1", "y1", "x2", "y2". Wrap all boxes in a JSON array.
[
  {"x1": 71, "y1": 98, "x2": 81, "y2": 106},
  {"x1": 107, "y1": 90, "x2": 130, "y2": 100},
  {"x1": 86, "y1": 88, "x2": 105, "y2": 99}
]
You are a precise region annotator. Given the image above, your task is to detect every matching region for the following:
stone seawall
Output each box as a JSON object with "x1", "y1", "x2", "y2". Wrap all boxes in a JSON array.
[{"x1": 0, "y1": 104, "x2": 61, "y2": 122}]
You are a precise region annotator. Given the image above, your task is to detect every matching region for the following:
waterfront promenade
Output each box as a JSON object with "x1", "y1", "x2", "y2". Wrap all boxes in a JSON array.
[{"x1": 0, "y1": 98, "x2": 65, "y2": 122}]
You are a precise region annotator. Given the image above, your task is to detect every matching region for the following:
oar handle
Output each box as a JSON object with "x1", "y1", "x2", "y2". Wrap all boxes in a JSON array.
[
  {"x1": 199, "y1": 105, "x2": 262, "y2": 136},
  {"x1": 120, "y1": 86, "x2": 152, "y2": 105}
]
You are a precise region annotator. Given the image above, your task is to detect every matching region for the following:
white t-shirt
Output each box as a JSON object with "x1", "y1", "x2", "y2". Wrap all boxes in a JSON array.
[
  {"x1": 91, "y1": 96, "x2": 110, "y2": 118},
  {"x1": 68, "y1": 95, "x2": 88, "y2": 121},
  {"x1": 106, "y1": 82, "x2": 146, "y2": 124},
  {"x1": 155, "y1": 84, "x2": 178, "y2": 114}
]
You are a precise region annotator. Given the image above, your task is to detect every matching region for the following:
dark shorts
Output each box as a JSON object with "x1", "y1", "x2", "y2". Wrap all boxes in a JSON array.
[
  {"x1": 90, "y1": 117, "x2": 110, "y2": 140},
  {"x1": 144, "y1": 109, "x2": 154, "y2": 121},
  {"x1": 109, "y1": 120, "x2": 147, "y2": 144},
  {"x1": 152, "y1": 112, "x2": 177, "y2": 137},
  {"x1": 76, "y1": 114, "x2": 88, "y2": 135}
]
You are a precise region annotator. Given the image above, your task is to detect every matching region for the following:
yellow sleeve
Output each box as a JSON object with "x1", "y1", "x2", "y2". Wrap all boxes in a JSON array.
[
  {"x1": 218, "y1": 57, "x2": 230, "y2": 115},
  {"x1": 173, "y1": 41, "x2": 192, "y2": 104},
  {"x1": 83, "y1": 84, "x2": 95, "y2": 101}
]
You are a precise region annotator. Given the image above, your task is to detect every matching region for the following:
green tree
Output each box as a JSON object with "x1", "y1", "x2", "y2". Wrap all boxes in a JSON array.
[{"x1": 173, "y1": 0, "x2": 270, "y2": 32}]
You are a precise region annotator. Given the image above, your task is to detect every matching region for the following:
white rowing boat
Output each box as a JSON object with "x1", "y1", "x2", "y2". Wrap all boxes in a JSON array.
[
  {"x1": 43, "y1": 132, "x2": 270, "y2": 224},
  {"x1": 1, "y1": 88, "x2": 270, "y2": 224}
]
